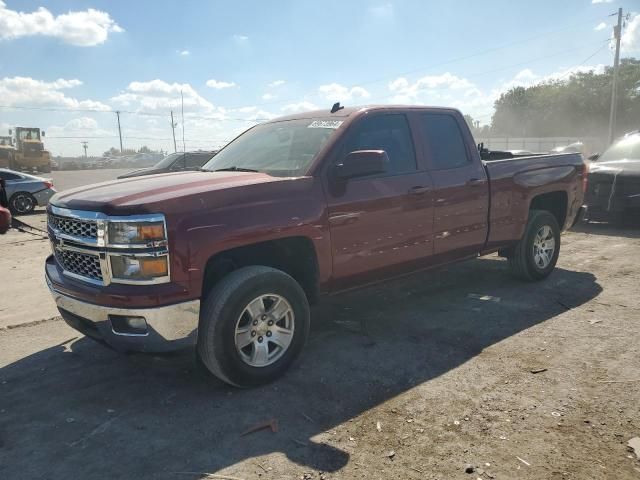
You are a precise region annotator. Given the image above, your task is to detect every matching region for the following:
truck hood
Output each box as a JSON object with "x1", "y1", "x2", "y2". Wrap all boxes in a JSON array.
[{"x1": 50, "y1": 171, "x2": 286, "y2": 214}]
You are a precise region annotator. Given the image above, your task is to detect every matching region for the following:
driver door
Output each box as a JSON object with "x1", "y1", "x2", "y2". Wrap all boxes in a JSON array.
[{"x1": 325, "y1": 113, "x2": 434, "y2": 290}]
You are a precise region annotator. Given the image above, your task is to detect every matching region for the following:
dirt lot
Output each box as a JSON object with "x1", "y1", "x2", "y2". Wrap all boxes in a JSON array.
[{"x1": 1, "y1": 170, "x2": 639, "y2": 479}]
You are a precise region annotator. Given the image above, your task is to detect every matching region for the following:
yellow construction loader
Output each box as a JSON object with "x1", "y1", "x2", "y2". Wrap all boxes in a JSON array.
[{"x1": 10, "y1": 127, "x2": 51, "y2": 172}]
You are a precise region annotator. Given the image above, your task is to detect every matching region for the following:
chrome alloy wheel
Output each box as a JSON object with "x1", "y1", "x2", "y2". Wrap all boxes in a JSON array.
[
  {"x1": 12, "y1": 193, "x2": 35, "y2": 214},
  {"x1": 234, "y1": 294, "x2": 295, "y2": 367},
  {"x1": 532, "y1": 225, "x2": 555, "y2": 269}
]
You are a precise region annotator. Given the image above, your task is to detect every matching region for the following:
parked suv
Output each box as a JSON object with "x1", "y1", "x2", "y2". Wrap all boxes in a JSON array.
[
  {"x1": 117, "y1": 150, "x2": 217, "y2": 179},
  {"x1": 46, "y1": 105, "x2": 586, "y2": 387}
]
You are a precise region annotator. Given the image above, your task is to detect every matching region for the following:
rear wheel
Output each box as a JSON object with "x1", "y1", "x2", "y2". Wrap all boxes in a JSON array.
[
  {"x1": 508, "y1": 210, "x2": 560, "y2": 281},
  {"x1": 197, "y1": 266, "x2": 310, "y2": 387},
  {"x1": 9, "y1": 192, "x2": 36, "y2": 215}
]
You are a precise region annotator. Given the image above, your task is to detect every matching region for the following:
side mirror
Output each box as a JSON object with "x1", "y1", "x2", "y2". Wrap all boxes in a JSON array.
[
  {"x1": 41, "y1": 131, "x2": 46, "y2": 137},
  {"x1": 334, "y1": 150, "x2": 389, "y2": 180},
  {"x1": 588, "y1": 153, "x2": 600, "y2": 161}
]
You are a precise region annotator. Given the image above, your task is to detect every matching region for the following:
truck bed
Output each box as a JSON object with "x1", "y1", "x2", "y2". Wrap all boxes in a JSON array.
[{"x1": 483, "y1": 152, "x2": 585, "y2": 249}]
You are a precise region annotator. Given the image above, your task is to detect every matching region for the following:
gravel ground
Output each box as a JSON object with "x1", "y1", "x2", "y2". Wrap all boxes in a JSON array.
[{"x1": 1, "y1": 170, "x2": 639, "y2": 479}]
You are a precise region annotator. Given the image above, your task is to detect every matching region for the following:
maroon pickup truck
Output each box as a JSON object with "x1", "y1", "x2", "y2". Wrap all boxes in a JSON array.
[{"x1": 46, "y1": 105, "x2": 586, "y2": 387}]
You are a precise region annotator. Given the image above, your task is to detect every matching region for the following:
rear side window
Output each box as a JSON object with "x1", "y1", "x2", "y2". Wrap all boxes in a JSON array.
[
  {"x1": 346, "y1": 114, "x2": 417, "y2": 175},
  {"x1": 419, "y1": 113, "x2": 470, "y2": 170}
]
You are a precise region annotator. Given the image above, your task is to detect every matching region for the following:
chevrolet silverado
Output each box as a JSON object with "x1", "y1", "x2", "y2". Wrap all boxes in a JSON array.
[{"x1": 46, "y1": 105, "x2": 586, "y2": 387}]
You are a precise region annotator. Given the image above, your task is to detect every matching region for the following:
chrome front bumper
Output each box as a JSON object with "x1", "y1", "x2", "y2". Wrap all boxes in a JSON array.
[{"x1": 47, "y1": 278, "x2": 200, "y2": 352}]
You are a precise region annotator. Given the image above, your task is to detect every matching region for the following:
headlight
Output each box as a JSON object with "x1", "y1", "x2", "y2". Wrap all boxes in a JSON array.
[
  {"x1": 108, "y1": 221, "x2": 165, "y2": 245},
  {"x1": 110, "y1": 255, "x2": 169, "y2": 281}
]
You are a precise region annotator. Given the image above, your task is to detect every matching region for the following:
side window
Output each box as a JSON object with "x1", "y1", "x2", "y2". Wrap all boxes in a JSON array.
[
  {"x1": 0, "y1": 171, "x2": 20, "y2": 180},
  {"x1": 345, "y1": 114, "x2": 417, "y2": 175},
  {"x1": 170, "y1": 155, "x2": 185, "y2": 170},
  {"x1": 419, "y1": 113, "x2": 470, "y2": 170},
  {"x1": 186, "y1": 153, "x2": 213, "y2": 168}
]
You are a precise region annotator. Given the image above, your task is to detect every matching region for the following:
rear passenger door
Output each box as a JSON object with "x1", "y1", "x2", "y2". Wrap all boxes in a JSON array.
[
  {"x1": 417, "y1": 112, "x2": 489, "y2": 258},
  {"x1": 325, "y1": 113, "x2": 434, "y2": 289}
]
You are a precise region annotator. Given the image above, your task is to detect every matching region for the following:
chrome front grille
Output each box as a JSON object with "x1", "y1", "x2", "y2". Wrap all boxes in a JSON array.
[
  {"x1": 48, "y1": 206, "x2": 169, "y2": 286},
  {"x1": 49, "y1": 214, "x2": 98, "y2": 240},
  {"x1": 54, "y1": 248, "x2": 103, "y2": 282}
]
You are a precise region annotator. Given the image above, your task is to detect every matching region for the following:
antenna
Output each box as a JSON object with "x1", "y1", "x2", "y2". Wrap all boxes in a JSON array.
[{"x1": 331, "y1": 102, "x2": 344, "y2": 114}]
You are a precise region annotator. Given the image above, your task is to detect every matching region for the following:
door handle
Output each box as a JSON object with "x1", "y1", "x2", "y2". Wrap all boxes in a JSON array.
[
  {"x1": 408, "y1": 186, "x2": 430, "y2": 196},
  {"x1": 466, "y1": 178, "x2": 483, "y2": 186}
]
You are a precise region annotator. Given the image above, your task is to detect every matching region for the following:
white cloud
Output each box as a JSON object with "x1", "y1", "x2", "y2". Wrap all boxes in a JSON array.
[
  {"x1": 233, "y1": 34, "x2": 249, "y2": 42},
  {"x1": 236, "y1": 106, "x2": 258, "y2": 113},
  {"x1": 388, "y1": 73, "x2": 478, "y2": 103},
  {"x1": 591, "y1": 0, "x2": 613, "y2": 3},
  {"x1": 368, "y1": 3, "x2": 394, "y2": 18},
  {"x1": 621, "y1": 13, "x2": 640, "y2": 53},
  {"x1": 318, "y1": 83, "x2": 370, "y2": 102},
  {"x1": 0, "y1": 1, "x2": 123, "y2": 46},
  {"x1": 384, "y1": 64, "x2": 608, "y2": 124},
  {"x1": 111, "y1": 79, "x2": 216, "y2": 113},
  {"x1": 262, "y1": 93, "x2": 275, "y2": 100},
  {"x1": 206, "y1": 79, "x2": 237, "y2": 90},
  {"x1": 594, "y1": 22, "x2": 608, "y2": 31},
  {"x1": 178, "y1": 49, "x2": 190, "y2": 56},
  {"x1": 0, "y1": 76, "x2": 110, "y2": 110},
  {"x1": 268, "y1": 80, "x2": 286, "y2": 88},
  {"x1": 281, "y1": 101, "x2": 318, "y2": 113}
]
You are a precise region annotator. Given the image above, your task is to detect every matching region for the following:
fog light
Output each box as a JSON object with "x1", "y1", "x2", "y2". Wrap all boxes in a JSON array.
[{"x1": 110, "y1": 315, "x2": 148, "y2": 335}]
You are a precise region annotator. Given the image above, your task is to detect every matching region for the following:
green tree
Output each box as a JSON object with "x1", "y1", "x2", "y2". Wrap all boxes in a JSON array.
[{"x1": 491, "y1": 57, "x2": 640, "y2": 139}]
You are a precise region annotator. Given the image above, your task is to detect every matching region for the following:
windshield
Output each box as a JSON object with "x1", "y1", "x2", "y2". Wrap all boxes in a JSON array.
[
  {"x1": 599, "y1": 134, "x2": 640, "y2": 162},
  {"x1": 202, "y1": 119, "x2": 343, "y2": 176},
  {"x1": 153, "y1": 152, "x2": 182, "y2": 168},
  {"x1": 17, "y1": 128, "x2": 40, "y2": 141}
]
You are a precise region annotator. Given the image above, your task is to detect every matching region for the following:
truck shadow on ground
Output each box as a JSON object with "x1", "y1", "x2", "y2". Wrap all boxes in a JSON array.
[{"x1": 0, "y1": 257, "x2": 601, "y2": 479}]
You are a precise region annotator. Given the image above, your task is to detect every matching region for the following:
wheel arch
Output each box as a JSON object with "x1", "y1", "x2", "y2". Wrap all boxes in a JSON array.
[
  {"x1": 201, "y1": 236, "x2": 321, "y2": 304},
  {"x1": 528, "y1": 190, "x2": 568, "y2": 230}
]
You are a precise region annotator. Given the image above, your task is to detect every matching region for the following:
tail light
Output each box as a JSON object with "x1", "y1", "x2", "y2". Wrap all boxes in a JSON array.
[
  {"x1": 582, "y1": 162, "x2": 589, "y2": 193},
  {"x1": 44, "y1": 180, "x2": 53, "y2": 189}
]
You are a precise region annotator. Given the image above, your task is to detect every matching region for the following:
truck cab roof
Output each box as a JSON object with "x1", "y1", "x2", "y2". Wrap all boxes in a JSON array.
[{"x1": 274, "y1": 104, "x2": 462, "y2": 122}]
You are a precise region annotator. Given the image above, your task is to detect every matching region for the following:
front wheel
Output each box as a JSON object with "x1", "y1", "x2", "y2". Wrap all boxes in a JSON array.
[
  {"x1": 507, "y1": 209, "x2": 560, "y2": 281},
  {"x1": 197, "y1": 266, "x2": 310, "y2": 387}
]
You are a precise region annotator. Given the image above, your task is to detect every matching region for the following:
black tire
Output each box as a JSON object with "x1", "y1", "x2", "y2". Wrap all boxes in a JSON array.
[
  {"x1": 197, "y1": 266, "x2": 310, "y2": 387},
  {"x1": 508, "y1": 209, "x2": 560, "y2": 281},
  {"x1": 9, "y1": 192, "x2": 36, "y2": 215}
]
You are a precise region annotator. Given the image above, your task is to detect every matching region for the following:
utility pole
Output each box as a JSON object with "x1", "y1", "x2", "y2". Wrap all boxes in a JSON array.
[
  {"x1": 81, "y1": 141, "x2": 88, "y2": 158},
  {"x1": 170, "y1": 110, "x2": 178, "y2": 153},
  {"x1": 116, "y1": 111, "x2": 124, "y2": 154},
  {"x1": 607, "y1": 7, "x2": 623, "y2": 145},
  {"x1": 180, "y1": 90, "x2": 186, "y2": 153}
]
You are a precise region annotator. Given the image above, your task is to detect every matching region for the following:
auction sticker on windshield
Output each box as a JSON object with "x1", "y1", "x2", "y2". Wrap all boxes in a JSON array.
[{"x1": 308, "y1": 120, "x2": 344, "y2": 129}]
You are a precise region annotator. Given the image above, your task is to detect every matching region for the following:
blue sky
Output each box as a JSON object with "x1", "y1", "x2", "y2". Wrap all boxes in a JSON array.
[{"x1": 1, "y1": 0, "x2": 638, "y2": 155}]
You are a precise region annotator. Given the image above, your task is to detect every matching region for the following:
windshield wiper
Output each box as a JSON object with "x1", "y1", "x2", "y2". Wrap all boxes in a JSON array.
[{"x1": 214, "y1": 166, "x2": 259, "y2": 173}]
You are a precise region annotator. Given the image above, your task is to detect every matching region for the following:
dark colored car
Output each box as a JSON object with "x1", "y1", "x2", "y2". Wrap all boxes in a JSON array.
[
  {"x1": 117, "y1": 150, "x2": 218, "y2": 179},
  {"x1": 45, "y1": 105, "x2": 586, "y2": 387},
  {"x1": 584, "y1": 131, "x2": 640, "y2": 222}
]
